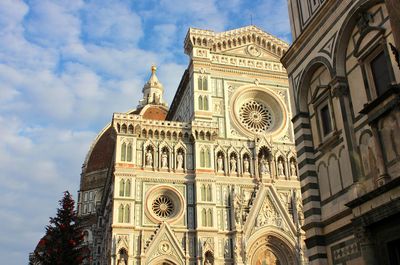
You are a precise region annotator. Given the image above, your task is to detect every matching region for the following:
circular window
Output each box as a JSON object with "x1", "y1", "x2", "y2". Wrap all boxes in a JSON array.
[
  {"x1": 239, "y1": 100, "x2": 273, "y2": 133},
  {"x1": 145, "y1": 185, "x2": 185, "y2": 223},
  {"x1": 230, "y1": 86, "x2": 288, "y2": 137},
  {"x1": 152, "y1": 195, "x2": 174, "y2": 218}
]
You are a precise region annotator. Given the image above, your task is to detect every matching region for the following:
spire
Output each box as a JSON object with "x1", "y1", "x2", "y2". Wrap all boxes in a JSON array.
[{"x1": 139, "y1": 65, "x2": 167, "y2": 108}]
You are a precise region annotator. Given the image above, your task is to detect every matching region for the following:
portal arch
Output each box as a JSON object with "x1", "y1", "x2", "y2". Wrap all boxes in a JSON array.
[{"x1": 247, "y1": 228, "x2": 298, "y2": 265}]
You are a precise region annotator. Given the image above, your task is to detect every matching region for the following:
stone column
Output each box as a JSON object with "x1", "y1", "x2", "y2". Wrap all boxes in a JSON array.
[{"x1": 371, "y1": 126, "x2": 391, "y2": 186}]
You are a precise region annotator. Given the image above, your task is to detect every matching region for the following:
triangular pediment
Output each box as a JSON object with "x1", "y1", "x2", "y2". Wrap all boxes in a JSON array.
[
  {"x1": 145, "y1": 222, "x2": 186, "y2": 265},
  {"x1": 245, "y1": 186, "x2": 297, "y2": 239},
  {"x1": 219, "y1": 44, "x2": 281, "y2": 62}
]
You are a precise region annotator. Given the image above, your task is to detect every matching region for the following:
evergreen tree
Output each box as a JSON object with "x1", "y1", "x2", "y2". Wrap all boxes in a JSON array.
[{"x1": 31, "y1": 191, "x2": 89, "y2": 265}]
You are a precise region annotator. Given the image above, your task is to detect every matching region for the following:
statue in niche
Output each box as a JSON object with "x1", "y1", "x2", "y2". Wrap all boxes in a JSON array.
[
  {"x1": 290, "y1": 160, "x2": 297, "y2": 176},
  {"x1": 217, "y1": 155, "x2": 224, "y2": 172},
  {"x1": 230, "y1": 156, "x2": 237, "y2": 173},
  {"x1": 145, "y1": 149, "x2": 153, "y2": 167},
  {"x1": 161, "y1": 151, "x2": 168, "y2": 168},
  {"x1": 204, "y1": 260, "x2": 212, "y2": 265},
  {"x1": 243, "y1": 157, "x2": 250, "y2": 173},
  {"x1": 118, "y1": 258, "x2": 126, "y2": 265},
  {"x1": 234, "y1": 193, "x2": 242, "y2": 225},
  {"x1": 177, "y1": 151, "x2": 184, "y2": 169},
  {"x1": 259, "y1": 155, "x2": 269, "y2": 175},
  {"x1": 277, "y1": 159, "x2": 284, "y2": 176}
]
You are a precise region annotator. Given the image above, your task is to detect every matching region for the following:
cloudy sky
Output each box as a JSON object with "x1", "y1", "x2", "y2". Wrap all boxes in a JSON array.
[{"x1": 0, "y1": 0, "x2": 291, "y2": 263}]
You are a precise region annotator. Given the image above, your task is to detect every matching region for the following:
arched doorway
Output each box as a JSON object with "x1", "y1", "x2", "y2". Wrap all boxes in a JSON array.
[{"x1": 247, "y1": 231, "x2": 297, "y2": 265}]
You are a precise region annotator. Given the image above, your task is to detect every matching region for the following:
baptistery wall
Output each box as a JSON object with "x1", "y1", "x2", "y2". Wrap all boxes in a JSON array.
[{"x1": 78, "y1": 26, "x2": 306, "y2": 265}]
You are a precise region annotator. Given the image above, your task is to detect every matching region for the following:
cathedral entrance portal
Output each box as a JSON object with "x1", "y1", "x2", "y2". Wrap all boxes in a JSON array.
[{"x1": 248, "y1": 231, "x2": 297, "y2": 265}]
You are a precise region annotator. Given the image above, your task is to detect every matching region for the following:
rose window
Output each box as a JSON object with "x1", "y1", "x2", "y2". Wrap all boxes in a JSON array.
[
  {"x1": 152, "y1": 195, "x2": 174, "y2": 218},
  {"x1": 239, "y1": 100, "x2": 273, "y2": 133}
]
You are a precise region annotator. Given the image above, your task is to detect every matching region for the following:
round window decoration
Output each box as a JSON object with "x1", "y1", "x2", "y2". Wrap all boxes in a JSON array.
[
  {"x1": 145, "y1": 185, "x2": 185, "y2": 223},
  {"x1": 239, "y1": 100, "x2": 273, "y2": 133},
  {"x1": 230, "y1": 86, "x2": 288, "y2": 137},
  {"x1": 152, "y1": 195, "x2": 174, "y2": 218}
]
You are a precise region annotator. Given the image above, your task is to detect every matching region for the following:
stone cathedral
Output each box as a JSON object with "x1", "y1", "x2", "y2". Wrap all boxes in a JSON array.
[{"x1": 78, "y1": 26, "x2": 306, "y2": 265}]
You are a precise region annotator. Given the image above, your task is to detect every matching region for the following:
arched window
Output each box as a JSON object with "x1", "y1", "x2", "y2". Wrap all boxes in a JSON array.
[
  {"x1": 124, "y1": 205, "x2": 130, "y2": 223},
  {"x1": 206, "y1": 149, "x2": 211, "y2": 167},
  {"x1": 201, "y1": 184, "x2": 206, "y2": 201},
  {"x1": 203, "y1": 77, "x2": 208, "y2": 91},
  {"x1": 202, "y1": 209, "x2": 207, "y2": 226},
  {"x1": 121, "y1": 143, "x2": 126, "y2": 161},
  {"x1": 128, "y1": 124, "x2": 133, "y2": 134},
  {"x1": 126, "y1": 143, "x2": 132, "y2": 162},
  {"x1": 118, "y1": 204, "x2": 124, "y2": 223},
  {"x1": 198, "y1": 76, "x2": 203, "y2": 90},
  {"x1": 198, "y1": 96, "x2": 203, "y2": 110},
  {"x1": 125, "y1": 180, "x2": 131, "y2": 197},
  {"x1": 204, "y1": 96, "x2": 209, "y2": 110},
  {"x1": 200, "y1": 149, "x2": 205, "y2": 167},
  {"x1": 119, "y1": 179, "x2": 125, "y2": 197},
  {"x1": 207, "y1": 209, "x2": 213, "y2": 226},
  {"x1": 121, "y1": 124, "x2": 127, "y2": 133},
  {"x1": 207, "y1": 184, "x2": 212, "y2": 201}
]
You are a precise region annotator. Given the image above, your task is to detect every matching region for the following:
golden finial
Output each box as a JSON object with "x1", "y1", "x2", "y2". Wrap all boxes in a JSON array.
[{"x1": 151, "y1": 65, "x2": 157, "y2": 73}]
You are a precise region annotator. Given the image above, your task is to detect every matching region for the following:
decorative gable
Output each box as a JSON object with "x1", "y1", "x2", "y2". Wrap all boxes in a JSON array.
[{"x1": 145, "y1": 222, "x2": 187, "y2": 265}]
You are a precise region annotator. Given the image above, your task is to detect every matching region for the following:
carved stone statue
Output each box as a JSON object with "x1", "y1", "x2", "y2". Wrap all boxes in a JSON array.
[
  {"x1": 243, "y1": 157, "x2": 250, "y2": 173},
  {"x1": 234, "y1": 193, "x2": 242, "y2": 225},
  {"x1": 230, "y1": 156, "x2": 237, "y2": 173},
  {"x1": 259, "y1": 155, "x2": 269, "y2": 175},
  {"x1": 177, "y1": 151, "x2": 184, "y2": 169},
  {"x1": 278, "y1": 160, "x2": 284, "y2": 176},
  {"x1": 118, "y1": 258, "x2": 126, "y2": 265},
  {"x1": 217, "y1": 155, "x2": 224, "y2": 172},
  {"x1": 290, "y1": 161, "x2": 297, "y2": 176},
  {"x1": 145, "y1": 149, "x2": 153, "y2": 166},
  {"x1": 161, "y1": 151, "x2": 168, "y2": 168}
]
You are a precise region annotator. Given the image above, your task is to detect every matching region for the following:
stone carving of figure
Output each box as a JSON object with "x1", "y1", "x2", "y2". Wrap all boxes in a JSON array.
[
  {"x1": 243, "y1": 157, "x2": 250, "y2": 173},
  {"x1": 290, "y1": 161, "x2": 297, "y2": 176},
  {"x1": 234, "y1": 193, "x2": 242, "y2": 225},
  {"x1": 145, "y1": 149, "x2": 153, "y2": 166},
  {"x1": 177, "y1": 151, "x2": 184, "y2": 169},
  {"x1": 278, "y1": 159, "x2": 284, "y2": 176},
  {"x1": 259, "y1": 156, "x2": 269, "y2": 174},
  {"x1": 118, "y1": 258, "x2": 126, "y2": 265},
  {"x1": 230, "y1": 156, "x2": 237, "y2": 173},
  {"x1": 217, "y1": 155, "x2": 224, "y2": 172},
  {"x1": 204, "y1": 260, "x2": 212, "y2": 265},
  {"x1": 161, "y1": 151, "x2": 168, "y2": 168}
]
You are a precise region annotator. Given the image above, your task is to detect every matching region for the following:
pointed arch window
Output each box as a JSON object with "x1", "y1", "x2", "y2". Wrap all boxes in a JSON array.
[
  {"x1": 198, "y1": 96, "x2": 203, "y2": 110},
  {"x1": 202, "y1": 209, "x2": 207, "y2": 226},
  {"x1": 126, "y1": 143, "x2": 132, "y2": 162},
  {"x1": 206, "y1": 149, "x2": 211, "y2": 167},
  {"x1": 204, "y1": 96, "x2": 209, "y2": 110},
  {"x1": 200, "y1": 149, "x2": 205, "y2": 167},
  {"x1": 201, "y1": 184, "x2": 206, "y2": 201},
  {"x1": 118, "y1": 204, "x2": 124, "y2": 223},
  {"x1": 202, "y1": 77, "x2": 208, "y2": 91},
  {"x1": 125, "y1": 180, "x2": 131, "y2": 197},
  {"x1": 121, "y1": 143, "x2": 127, "y2": 161},
  {"x1": 206, "y1": 184, "x2": 212, "y2": 201},
  {"x1": 124, "y1": 205, "x2": 130, "y2": 223},
  {"x1": 119, "y1": 179, "x2": 125, "y2": 197},
  {"x1": 198, "y1": 76, "x2": 203, "y2": 90},
  {"x1": 207, "y1": 209, "x2": 213, "y2": 226}
]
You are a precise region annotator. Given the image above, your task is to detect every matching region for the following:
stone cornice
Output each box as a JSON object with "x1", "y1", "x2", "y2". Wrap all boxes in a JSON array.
[{"x1": 185, "y1": 26, "x2": 289, "y2": 58}]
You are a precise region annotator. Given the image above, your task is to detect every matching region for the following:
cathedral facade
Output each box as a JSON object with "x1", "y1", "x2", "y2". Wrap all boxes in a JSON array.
[
  {"x1": 281, "y1": 1, "x2": 400, "y2": 264},
  {"x1": 78, "y1": 26, "x2": 306, "y2": 265}
]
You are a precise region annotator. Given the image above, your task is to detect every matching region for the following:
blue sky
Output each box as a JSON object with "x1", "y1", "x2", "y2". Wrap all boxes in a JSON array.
[{"x1": 0, "y1": 0, "x2": 291, "y2": 263}]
